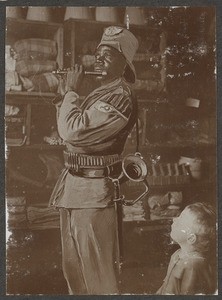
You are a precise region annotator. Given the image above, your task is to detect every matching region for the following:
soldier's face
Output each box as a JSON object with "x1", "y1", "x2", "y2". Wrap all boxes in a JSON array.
[{"x1": 94, "y1": 45, "x2": 126, "y2": 81}]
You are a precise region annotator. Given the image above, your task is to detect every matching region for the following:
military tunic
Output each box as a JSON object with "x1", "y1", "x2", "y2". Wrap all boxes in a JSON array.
[{"x1": 50, "y1": 78, "x2": 136, "y2": 294}]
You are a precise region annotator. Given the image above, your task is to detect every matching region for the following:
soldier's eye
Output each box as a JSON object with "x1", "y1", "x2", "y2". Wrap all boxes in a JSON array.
[{"x1": 104, "y1": 53, "x2": 112, "y2": 59}]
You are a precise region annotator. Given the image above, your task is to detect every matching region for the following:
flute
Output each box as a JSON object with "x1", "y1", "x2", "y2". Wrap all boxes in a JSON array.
[{"x1": 52, "y1": 69, "x2": 107, "y2": 76}]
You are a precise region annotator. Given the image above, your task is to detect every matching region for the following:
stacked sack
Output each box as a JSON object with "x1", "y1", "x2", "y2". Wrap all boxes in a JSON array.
[
  {"x1": 7, "y1": 196, "x2": 27, "y2": 228},
  {"x1": 123, "y1": 200, "x2": 146, "y2": 222},
  {"x1": 148, "y1": 191, "x2": 183, "y2": 220},
  {"x1": 14, "y1": 38, "x2": 59, "y2": 93},
  {"x1": 5, "y1": 45, "x2": 21, "y2": 92}
]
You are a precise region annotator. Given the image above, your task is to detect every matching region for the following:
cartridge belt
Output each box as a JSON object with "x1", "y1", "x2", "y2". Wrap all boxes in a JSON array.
[
  {"x1": 64, "y1": 151, "x2": 122, "y2": 176},
  {"x1": 69, "y1": 167, "x2": 109, "y2": 178}
]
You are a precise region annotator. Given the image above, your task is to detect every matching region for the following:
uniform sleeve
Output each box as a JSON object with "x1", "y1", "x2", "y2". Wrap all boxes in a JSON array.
[{"x1": 57, "y1": 89, "x2": 133, "y2": 147}]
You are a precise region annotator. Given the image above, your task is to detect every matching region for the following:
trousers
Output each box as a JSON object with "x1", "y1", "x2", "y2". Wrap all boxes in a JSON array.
[{"x1": 59, "y1": 207, "x2": 119, "y2": 295}]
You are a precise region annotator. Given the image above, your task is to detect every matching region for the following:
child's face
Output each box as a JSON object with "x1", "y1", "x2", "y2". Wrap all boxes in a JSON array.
[{"x1": 170, "y1": 208, "x2": 196, "y2": 244}]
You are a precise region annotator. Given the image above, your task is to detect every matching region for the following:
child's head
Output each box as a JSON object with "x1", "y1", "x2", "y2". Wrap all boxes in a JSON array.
[{"x1": 170, "y1": 202, "x2": 216, "y2": 253}]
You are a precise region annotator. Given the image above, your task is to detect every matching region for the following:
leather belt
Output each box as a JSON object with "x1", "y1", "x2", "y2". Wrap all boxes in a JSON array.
[
  {"x1": 68, "y1": 161, "x2": 123, "y2": 179},
  {"x1": 64, "y1": 151, "x2": 122, "y2": 178},
  {"x1": 69, "y1": 167, "x2": 109, "y2": 178},
  {"x1": 64, "y1": 151, "x2": 121, "y2": 170}
]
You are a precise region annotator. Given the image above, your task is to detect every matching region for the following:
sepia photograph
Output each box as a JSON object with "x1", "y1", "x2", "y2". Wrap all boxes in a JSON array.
[{"x1": 4, "y1": 4, "x2": 218, "y2": 295}]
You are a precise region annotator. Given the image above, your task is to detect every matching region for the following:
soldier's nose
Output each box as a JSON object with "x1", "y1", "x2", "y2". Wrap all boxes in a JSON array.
[{"x1": 96, "y1": 54, "x2": 105, "y2": 62}]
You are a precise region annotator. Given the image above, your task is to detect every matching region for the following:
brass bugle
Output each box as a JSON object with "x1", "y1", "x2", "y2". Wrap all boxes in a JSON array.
[{"x1": 52, "y1": 70, "x2": 107, "y2": 76}]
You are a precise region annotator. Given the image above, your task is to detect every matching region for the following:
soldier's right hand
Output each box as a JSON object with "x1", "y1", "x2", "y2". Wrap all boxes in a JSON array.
[{"x1": 65, "y1": 64, "x2": 84, "y2": 93}]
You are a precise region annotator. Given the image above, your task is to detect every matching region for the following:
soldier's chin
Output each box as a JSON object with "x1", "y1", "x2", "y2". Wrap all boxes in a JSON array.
[{"x1": 95, "y1": 72, "x2": 107, "y2": 81}]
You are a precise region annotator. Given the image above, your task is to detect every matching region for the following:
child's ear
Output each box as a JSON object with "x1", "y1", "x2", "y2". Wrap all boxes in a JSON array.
[{"x1": 187, "y1": 233, "x2": 197, "y2": 244}]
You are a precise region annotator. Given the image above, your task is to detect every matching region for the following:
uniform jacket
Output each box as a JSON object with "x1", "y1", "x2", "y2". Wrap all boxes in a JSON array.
[{"x1": 49, "y1": 77, "x2": 137, "y2": 208}]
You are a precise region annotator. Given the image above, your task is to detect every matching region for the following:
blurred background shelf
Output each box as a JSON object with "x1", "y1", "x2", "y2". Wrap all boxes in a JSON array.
[{"x1": 6, "y1": 91, "x2": 59, "y2": 105}]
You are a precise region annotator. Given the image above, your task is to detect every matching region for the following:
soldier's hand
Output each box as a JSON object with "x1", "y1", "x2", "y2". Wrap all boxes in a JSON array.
[{"x1": 65, "y1": 64, "x2": 84, "y2": 93}]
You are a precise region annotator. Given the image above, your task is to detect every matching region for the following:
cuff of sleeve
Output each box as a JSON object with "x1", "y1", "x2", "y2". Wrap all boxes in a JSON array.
[{"x1": 52, "y1": 93, "x2": 63, "y2": 105}]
